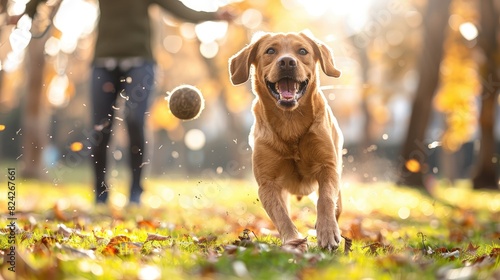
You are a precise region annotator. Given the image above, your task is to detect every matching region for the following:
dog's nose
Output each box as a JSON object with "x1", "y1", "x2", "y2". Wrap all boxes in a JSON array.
[{"x1": 278, "y1": 56, "x2": 297, "y2": 70}]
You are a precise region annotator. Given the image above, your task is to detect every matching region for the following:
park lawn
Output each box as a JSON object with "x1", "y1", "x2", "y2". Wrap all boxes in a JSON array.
[{"x1": 0, "y1": 176, "x2": 499, "y2": 279}]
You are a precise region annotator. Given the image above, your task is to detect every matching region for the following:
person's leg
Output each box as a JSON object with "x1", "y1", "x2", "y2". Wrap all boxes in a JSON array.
[
  {"x1": 122, "y1": 62, "x2": 155, "y2": 204},
  {"x1": 90, "y1": 65, "x2": 119, "y2": 204}
]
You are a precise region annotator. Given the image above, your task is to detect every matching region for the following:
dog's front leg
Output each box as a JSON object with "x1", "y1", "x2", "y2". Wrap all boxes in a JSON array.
[
  {"x1": 258, "y1": 182, "x2": 306, "y2": 251},
  {"x1": 315, "y1": 170, "x2": 341, "y2": 251}
]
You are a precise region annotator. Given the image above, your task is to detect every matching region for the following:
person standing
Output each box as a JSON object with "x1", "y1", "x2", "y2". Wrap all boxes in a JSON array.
[{"x1": 22, "y1": 0, "x2": 233, "y2": 205}]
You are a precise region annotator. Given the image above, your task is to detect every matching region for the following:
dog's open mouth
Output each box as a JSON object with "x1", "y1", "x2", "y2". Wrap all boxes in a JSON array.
[{"x1": 266, "y1": 78, "x2": 308, "y2": 108}]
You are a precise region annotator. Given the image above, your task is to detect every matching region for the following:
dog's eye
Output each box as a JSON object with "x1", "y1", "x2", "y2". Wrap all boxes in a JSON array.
[
  {"x1": 298, "y1": 48, "x2": 308, "y2": 55},
  {"x1": 266, "y1": 48, "x2": 276, "y2": 54}
]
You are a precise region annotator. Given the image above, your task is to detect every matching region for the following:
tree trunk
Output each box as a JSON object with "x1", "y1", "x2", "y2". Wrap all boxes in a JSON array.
[
  {"x1": 21, "y1": 32, "x2": 50, "y2": 178},
  {"x1": 0, "y1": 0, "x2": 6, "y2": 101},
  {"x1": 397, "y1": 0, "x2": 451, "y2": 188},
  {"x1": 472, "y1": 0, "x2": 499, "y2": 190},
  {"x1": 349, "y1": 33, "x2": 375, "y2": 182}
]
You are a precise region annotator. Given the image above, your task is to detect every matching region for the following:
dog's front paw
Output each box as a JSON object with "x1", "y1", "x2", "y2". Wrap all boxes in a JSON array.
[
  {"x1": 282, "y1": 238, "x2": 308, "y2": 254},
  {"x1": 316, "y1": 220, "x2": 341, "y2": 251}
]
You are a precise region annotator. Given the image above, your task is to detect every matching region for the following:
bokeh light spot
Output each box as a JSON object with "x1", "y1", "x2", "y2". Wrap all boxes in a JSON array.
[
  {"x1": 70, "y1": 142, "x2": 83, "y2": 152},
  {"x1": 459, "y1": 22, "x2": 478, "y2": 41},
  {"x1": 405, "y1": 159, "x2": 420, "y2": 173},
  {"x1": 241, "y1": 9, "x2": 263, "y2": 29},
  {"x1": 184, "y1": 129, "x2": 206, "y2": 151},
  {"x1": 111, "y1": 192, "x2": 127, "y2": 208},
  {"x1": 199, "y1": 41, "x2": 219, "y2": 59},
  {"x1": 398, "y1": 207, "x2": 410, "y2": 219},
  {"x1": 163, "y1": 35, "x2": 183, "y2": 53}
]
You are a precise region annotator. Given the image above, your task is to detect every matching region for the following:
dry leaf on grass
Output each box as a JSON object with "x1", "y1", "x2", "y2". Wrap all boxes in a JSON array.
[
  {"x1": 282, "y1": 237, "x2": 308, "y2": 254},
  {"x1": 342, "y1": 235, "x2": 353, "y2": 255},
  {"x1": 137, "y1": 220, "x2": 159, "y2": 230},
  {"x1": 146, "y1": 233, "x2": 171, "y2": 242},
  {"x1": 107, "y1": 235, "x2": 132, "y2": 246},
  {"x1": 53, "y1": 203, "x2": 68, "y2": 222}
]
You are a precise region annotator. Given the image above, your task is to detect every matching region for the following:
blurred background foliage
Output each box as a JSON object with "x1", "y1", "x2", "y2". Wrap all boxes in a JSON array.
[{"x1": 0, "y1": 0, "x2": 498, "y2": 190}]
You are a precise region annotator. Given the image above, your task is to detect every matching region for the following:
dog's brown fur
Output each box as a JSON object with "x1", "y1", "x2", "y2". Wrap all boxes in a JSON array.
[{"x1": 229, "y1": 31, "x2": 343, "y2": 251}]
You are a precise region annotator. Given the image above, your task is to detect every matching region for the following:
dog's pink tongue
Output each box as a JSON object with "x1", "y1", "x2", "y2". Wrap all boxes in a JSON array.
[{"x1": 278, "y1": 79, "x2": 296, "y2": 100}]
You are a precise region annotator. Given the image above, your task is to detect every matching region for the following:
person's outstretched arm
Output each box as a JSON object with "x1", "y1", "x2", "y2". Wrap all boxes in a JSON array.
[{"x1": 152, "y1": 0, "x2": 231, "y2": 23}]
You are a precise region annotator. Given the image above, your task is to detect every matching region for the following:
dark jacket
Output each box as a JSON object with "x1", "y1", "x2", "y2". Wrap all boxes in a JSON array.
[{"x1": 25, "y1": 0, "x2": 217, "y2": 61}]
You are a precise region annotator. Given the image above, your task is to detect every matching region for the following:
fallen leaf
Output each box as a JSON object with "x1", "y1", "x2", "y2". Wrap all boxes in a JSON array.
[
  {"x1": 108, "y1": 235, "x2": 132, "y2": 246},
  {"x1": 223, "y1": 244, "x2": 241, "y2": 255},
  {"x1": 434, "y1": 247, "x2": 461, "y2": 255},
  {"x1": 146, "y1": 233, "x2": 171, "y2": 242},
  {"x1": 364, "y1": 242, "x2": 384, "y2": 255},
  {"x1": 233, "y1": 229, "x2": 255, "y2": 247},
  {"x1": 57, "y1": 224, "x2": 73, "y2": 238},
  {"x1": 137, "y1": 220, "x2": 158, "y2": 230},
  {"x1": 196, "y1": 235, "x2": 217, "y2": 244},
  {"x1": 53, "y1": 203, "x2": 68, "y2": 221},
  {"x1": 32, "y1": 236, "x2": 57, "y2": 257},
  {"x1": 342, "y1": 235, "x2": 353, "y2": 255},
  {"x1": 466, "y1": 254, "x2": 496, "y2": 268},
  {"x1": 40, "y1": 235, "x2": 57, "y2": 247},
  {"x1": 238, "y1": 229, "x2": 252, "y2": 241},
  {"x1": 345, "y1": 218, "x2": 378, "y2": 241},
  {"x1": 119, "y1": 242, "x2": 143, "y2": 255},
  {"x1": 282, "y1": 237, "x2": 308, "y2": 254},
  {"x1": 363, "y1": 242, "x2": 394, "y2": 255},
  {"x1": 20, "y1": 231, "x2": 33, "y2": 242},
  {"x1": 465, "y1": 242, "x2": 479, "y2": 254},
  {"x1": 490, "y1": 247, "x2": 500, "y2": 258},
  {"x1": 441, "y1": 250, "x2": 460, "y2": 260},
  {"x1": 101, "y1": 245, "x2": 119, "y2": 256},
  {"x1": 102, "y1": 235, "x2": 142, "y2": 256}
]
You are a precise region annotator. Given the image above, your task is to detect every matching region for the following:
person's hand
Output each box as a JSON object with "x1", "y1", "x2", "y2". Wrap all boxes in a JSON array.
[{"x1": 216, "y1": 6, "x2": 237, "y2": 22}]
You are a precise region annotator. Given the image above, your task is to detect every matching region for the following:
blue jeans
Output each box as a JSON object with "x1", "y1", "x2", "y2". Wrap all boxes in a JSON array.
[{"x1": 90, "y1": 60, "x2": 155, "y2": 204}]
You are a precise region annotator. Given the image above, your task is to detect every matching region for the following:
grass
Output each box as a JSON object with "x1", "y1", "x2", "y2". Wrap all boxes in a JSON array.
[{"x1": 0, "y1": 167, "x2": 499, "y2": 279}]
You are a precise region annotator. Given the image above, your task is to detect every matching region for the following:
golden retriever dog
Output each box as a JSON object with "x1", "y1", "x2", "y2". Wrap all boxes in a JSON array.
[{"x1": 228, "y1": 31, "x2": 343, "y2": 251}]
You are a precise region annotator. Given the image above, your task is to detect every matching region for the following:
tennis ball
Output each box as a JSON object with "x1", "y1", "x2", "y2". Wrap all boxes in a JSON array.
[{"x1": 168, "y1": 85, "x2": 205, "y2": 120}]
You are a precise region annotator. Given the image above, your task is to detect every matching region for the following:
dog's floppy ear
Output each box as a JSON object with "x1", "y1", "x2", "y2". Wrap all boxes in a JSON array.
[
  {"x1": 229, "y1": 32, "x2": 268, "y2": 85},
  {"x1": 300, "y1": 31, "x2": 341, "y2": 78}
]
